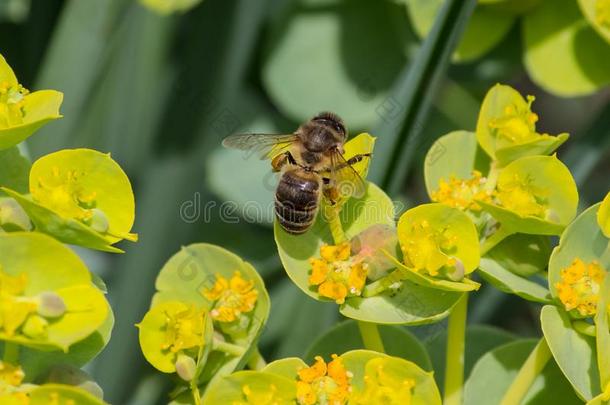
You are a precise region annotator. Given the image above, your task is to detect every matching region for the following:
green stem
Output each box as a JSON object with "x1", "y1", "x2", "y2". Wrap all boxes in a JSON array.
[
  {"x1": 190, "y1": 381, "x2": 201, "y2": 405},
  {"x1": 247, "y1": 347, "x2": 267, "y2": 370},
  {"x1": 3, "y1": 342, "x2": 19, "y2": 364},
  {"x1": 213, "y1": 339, "x2": 246, "y2": 357},
  {"x1": 444, "y1": 293, "x2": 468, "y2": 405},
  {"x1": 358, "y1": 321, "x2": 386, "y2": 353},
  {"x1": 325, "y1": 206, "x2": 346, "y2": 244},
  {"x1": 480, "y1": 226, "x2": 513, "y2": 257},
  {"x1": 500, "y1": 338, "x2": 551, "y2": 405},
  {"x1": 573, "y1": 320, "x2": 596, "y2": 337}
]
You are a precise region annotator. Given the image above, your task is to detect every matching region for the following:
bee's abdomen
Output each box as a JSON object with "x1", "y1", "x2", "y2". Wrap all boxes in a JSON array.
[{"x1": 275, "y1": 170, "x2": 320, "y2": 234}]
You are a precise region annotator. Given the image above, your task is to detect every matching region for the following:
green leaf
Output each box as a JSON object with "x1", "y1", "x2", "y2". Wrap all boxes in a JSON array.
[
  {"x1": 478, "y1": 155, "x2": 578, "y2": 235},
  {"x1": 27, "y1": 384, "x2": 107, "y2": 405},
  {"x1": 406, "y1": 0, "x2": 515, "y2": 62},
  {"x1": 0, "y1": 146, "x2": 30, "y2": 195},
  {"x1": 477, "y1": 258, "x2": 551, "y2": 303},
  {"x1": 475, "y1": 84, "x2": 569, "y2": 164},
  {"x1": 598, "y1": 192, "x2": 610, "y2": 238},
  {"x1": 151, "y1": 243, "x2": 270, "y2": 380},
  {"x1": 424, "y1": 130, "x2": 489, "y2": 199},
  {"x1": 578, "y1": 0, "x2": 610, "y2": 45},
  {"x1": 523, "y1": 0, "x2": 610, "y2": 96},
  {"x1": 368, "y1": 0, "x2": 477, "y2": 194},
  {"x1": 425, "y1": 324, "x2": 516, "y2": 390},
  {"x1": 262, "y1": 0, "x2": 413, "y2": 129},
  {"x1": 595, "y1": 276, "x2": 610, "y2": 392},
  {"x1": 0, "y1": 232, "x2": 108, "y2": 351},
  {"x1": 485, "y1": 233, "x2": 551, "y2": 278},
  {"x1": 2, "y1": 148, "x2": 137, "y2": 252},
  {"x1": 303, "y1": 319, "x2": 432, "y2": 371},
  {"x1": 262, "y1": 357, "x2": 307, "y2": 380},
  {"x1": 541, "y1": 305, "x2": 600, "y2": 400},
  {"x1": 548, "y1": 203, "x2": 610, "y2": 309},
  {"x1": 202, "y1": 371, "x2": 296, "y2": 405},
  {"x1": 138, "y1": 0, "x2": 203, "y2": 15},
  {"x1": 0, "y1": 197, "x2": 32, "y2": 232},
  {"x1": 464, "y1": 339, "x2": 582, "y2": 405}
]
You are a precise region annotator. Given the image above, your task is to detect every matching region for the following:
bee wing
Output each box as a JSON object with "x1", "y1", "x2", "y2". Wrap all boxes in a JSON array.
[
  {"x1": 222, "y1": 133, "x2": 298, "y2": 160},
  {"x1": 329, "y1": 149, "x2": 368, "y2": 199}
]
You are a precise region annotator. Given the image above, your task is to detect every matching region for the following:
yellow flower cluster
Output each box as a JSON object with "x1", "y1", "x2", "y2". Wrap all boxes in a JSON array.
[
  {"x1": 555, "y1": 258, "x2": 607, "y2": 317},
  {"x1": 203, "y1": 271, "x2": 258, "y2": 323},
  {"x1": 0, "y1": 361, "x2": 24, "y2": 388},
  {"x1": 238, "y1": 384, "x2": 283, "y2": 405},
  {"x1": 431, "y1": 171, "x2": 492, "y2": 211},
  {"x1": 352, "y1": 362, "x2": 415, "y2": 405},
  {"x1": 161, "y1": 305, "x2": 207, "y2": 353},
  {"x1": 0, "y1": 80, "x2": 28, "y2": 128},
  {"x1": 495, "y1": 174, "x2": 547, "y2": 218},
  {"x1": 296, "y1": 355, "x2": 352, "y2": 405},
  {"x1": 35, "y1": 167, "x2": 98, "y2": 223},
  {"x1": 309, "y1": 242, "x2": 368, "y2": 305},
  {"x1": 401, "y1": 220, "x2": 457, "y2": 277},
  {"x1": 596, "y1": 0, "x2": 610, "y2": 28},
  {"x1": 488, "y1": 95, "x2": 538, "y2": 144}
]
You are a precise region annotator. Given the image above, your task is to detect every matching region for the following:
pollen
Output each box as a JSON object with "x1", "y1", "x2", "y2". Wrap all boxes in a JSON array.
[
  {"x1": 161, "y1": 305, "x2": 207, "y2": 353},
  {"x1": 596, "y1": 0, "x2": 610, "y2": 28},
  {"x1": 400, "y1": 220, "x2": 457, "y2": 277},
  {"x1": 495, "y1": 174, "x2": 547, "y2": 218},
  {"x1": 488, "y1": 95, "x2": 538, "y2": 145},
  {"x1": 352, "y1": 363, "x2": 416, "y2": 405},
  {"x1": 555, "y1": 258, "x2": 606, "y2": 317},
  {"x1": 431, "y1": 170, "x2": 492, "y2": 211},
  {"x1": 296, "y1": 355, "x2": 352, "y2": 405},
  {"x1": 308, "y1": 242, "x2": 369, "y2": 304},
  {"x1": 202, "y1": 271, "x2": 258, "y2": 323}
]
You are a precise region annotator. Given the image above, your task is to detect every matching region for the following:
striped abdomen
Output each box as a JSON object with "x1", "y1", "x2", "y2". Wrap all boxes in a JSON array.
[{"x1": 275, "y1": 169, "x2": 321, "y2": 234}]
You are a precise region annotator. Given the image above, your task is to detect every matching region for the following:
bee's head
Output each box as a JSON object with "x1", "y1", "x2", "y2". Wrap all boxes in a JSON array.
[{"x1": 312, "y1": 112, "x2": 347, "y2": 140}]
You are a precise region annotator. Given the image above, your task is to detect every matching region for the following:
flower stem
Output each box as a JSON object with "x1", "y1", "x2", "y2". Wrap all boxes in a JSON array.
[
  {"x1": 573, "y1": 320, "x2": 596, "y2": 337},
  {"x1": 213, "y1": 339, "x2": 246, "y2": 357},
  {"x1": 480, "y1": 225, "x2": 513, "y2": 256},
  {"x1": 325, "y1": 206, "x2": 346, "y2": 244},
  {"x1": 3, "y1": 342, "x2": 19, "y2": 364},
  {"x1": 500, "y1": 338, "x2": 551, "y2": 405},
  {"x1": 190, "y1": 381, "x2": 201, "y2": 405},
  {"x1": 444, "y1": 293, "x2": 468, "y2": 405},
  {"x1": 247, "y1": 347, "x2": 267, "y2": 370},
  {"x1": 358, "y1": 321, "x2": 386, "y2": 353}
]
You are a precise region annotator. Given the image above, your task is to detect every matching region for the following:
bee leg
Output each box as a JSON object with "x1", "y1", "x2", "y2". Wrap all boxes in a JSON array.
[
  {"x1": 344, "y1": 153, "x2": 372, "y2": 167},
  {"x1": 322, "y1": 178, "x2": 338, "y2": 205},
  {"x1": 271, "y1": 152, "x2": 296, "y2": 172}
]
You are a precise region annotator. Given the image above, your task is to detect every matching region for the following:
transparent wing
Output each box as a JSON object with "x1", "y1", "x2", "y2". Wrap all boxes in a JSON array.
[
  {"x1": 329, "y1": 150, "x2": 367, "y2": 199},
  {"x1": 221, "y1": 133, "x2": 298, "y2": 160}
]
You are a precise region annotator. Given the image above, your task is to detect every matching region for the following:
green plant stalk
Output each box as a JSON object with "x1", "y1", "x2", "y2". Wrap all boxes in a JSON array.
[
  {"x1": 500, "y1": 338, "x2": 551, "y2": 405},
  {"x1": 480, "y1": 226, "x2": 514, "y2": 256},
  {"x1": 444, "y1": 293, "x2": 468, "y2": 405},
  {"x1": 247, "y1": 347, "x2": 267, "y2": 370},
  {"x1": 325, "y1": 205, "x2": 385, "y2": 353},
  {"x1": 213, "y1": 339, "x2": 246, "y2": 357},
  {"x1": 190, "y1": 381, "x2": 201, "y2": 405},
  {"x1": 357, "y1": 321, "x2": 386, "y2": 353},
  {"x1": 3, "y1": 342, "x2": 19, "y2": 364},
  {"x1": 572, "y1": 320, "x2": 596, "y2": 337}
]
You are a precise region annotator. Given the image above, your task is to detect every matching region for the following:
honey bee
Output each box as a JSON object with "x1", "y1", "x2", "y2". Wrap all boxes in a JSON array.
[{"x1": 222, "y1": 112, "x2": 370, "y2": 234}]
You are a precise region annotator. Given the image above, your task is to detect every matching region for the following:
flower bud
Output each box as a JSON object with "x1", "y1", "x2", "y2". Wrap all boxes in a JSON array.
[
  {"x1": 88, "y1": 208, "x2": 109, "y2": 233},
  {"x1": 175, "y1": 354, "x2": 197, "y2": 381},
  {"x1": 37, "y1": 292, "x2": 67, "y2": 318},
  {"x1": 22, "y1": 315, "x2": 49, "y2": 338}
]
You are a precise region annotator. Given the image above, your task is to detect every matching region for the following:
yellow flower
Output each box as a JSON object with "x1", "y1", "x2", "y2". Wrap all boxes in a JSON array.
[
  {"x1": 0, "y1": 81, "x2": 28, "y2": 128},
  {"x1": 351, "y1": 362, "x2": 415, "y2": 405},
  {"x1": 495, "y1": 174, "x2": 547, "y2": 218},
  {"x1": 0, "y1": 267, "x2": 37, "y2": 337},
  {"x1": 296, "y1": 355, "x2": 352, "y2": 405},
  {"x1": 596, "y1": 0, "x2": 610, "y2": 28},
  {"x1": 488, "y1": 95, "x2": 538, "y2": 145},
  {"x1": 308, "y1": 242, "x2": 368, "y2": 304},
  {"x1": 203, "y1": 272, "x2": 258, "y2": 323},
  {"x1": 34, "y1": 166, "x2": 99, "y2": 222},
  {"x1": 431, "y1": 171, "x2": 492, "y2": 211},
  {"x1": 234, "y1": 383, "x2": 285, "y2": 405},
  {"x1": 161, "y1": 305, "x2": 207, "y2": 353},
  {"x1": 401, "y1": 220, "x2": 457, "y2": 277},
  {"x1": 555, "y1": 258, "x2": 606, "y2": 317},
  {"x1": 0, "y1": 362, "x2": 24, "y2": 387}
]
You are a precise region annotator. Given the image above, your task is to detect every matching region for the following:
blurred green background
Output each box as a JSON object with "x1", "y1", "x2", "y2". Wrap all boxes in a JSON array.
[{"x1": 1, "y1": 0, "x2": 609, "y2": 403}]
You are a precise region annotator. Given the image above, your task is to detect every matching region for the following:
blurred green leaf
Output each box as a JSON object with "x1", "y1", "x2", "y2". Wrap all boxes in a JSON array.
[
  {"x1": 478, "y1": 257, "x2": 551, "y2": 303},
  {"x1": 463, "y1": 339, "x2": 582, "y2": 404},
  {"x1": 0, "y1": 146, "x2": 30, "y2": 195},
  {"x1": 303, "y1": 319, "x2": 432, "y2": 371},
  {"x1": 595, "y1": 276, "x2": 610, "y2": 393},
  {"x1": 523, "y1": 0, "x2": 610, "y2": 97},
  {"x1": 486, "y1": 233, "x2": 551, "y2": 278}
]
